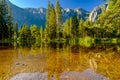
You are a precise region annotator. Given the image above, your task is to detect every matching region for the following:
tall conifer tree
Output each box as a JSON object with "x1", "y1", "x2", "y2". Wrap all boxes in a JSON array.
[
  {"x1": 0, "y1": 0, "x2": 9, "y2": 40},
  {"x1": 49, "y1": 4, "x2": 57, "y2": 39},
  {"x1": 0, "y1": 0, "x2": 13, "y2": 40},
  {"x1": 71, "y1": 15, "x2": 79, "y2": 38},
  {"x1": 46, "y1": 0, "x2": 57, "y2": 39},
  {"x1": 56, "y1": 0, "x2": 62, "y2": 39}
]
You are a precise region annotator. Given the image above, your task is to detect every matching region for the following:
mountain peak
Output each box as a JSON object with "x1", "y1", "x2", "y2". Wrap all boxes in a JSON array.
[{"x1": 65, "y1": 8, "x2": 72, "y2": 12}]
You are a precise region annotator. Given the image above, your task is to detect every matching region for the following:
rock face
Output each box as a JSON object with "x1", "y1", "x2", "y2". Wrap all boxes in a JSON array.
[
  {"x1": 89, "y1": 3, "x2": 108, "y2": 22},
  {"x1": 63, "y1": 8, "x2": 89, "y2": 21},
  {"x1": 10, "y1": 69, "x2": 109, "y2": 80}
]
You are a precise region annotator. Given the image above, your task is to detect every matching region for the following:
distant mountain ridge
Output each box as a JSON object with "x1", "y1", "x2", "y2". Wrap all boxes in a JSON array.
[
  {"x1": 7, "y1": 0, "x2": 46, "y2": 28},
  {"x1": 6, "y1": 0, "x2": 106, "y2": 28},
  {"x1": 6, "y1": 0, "x2": 89, "y2": 28}
]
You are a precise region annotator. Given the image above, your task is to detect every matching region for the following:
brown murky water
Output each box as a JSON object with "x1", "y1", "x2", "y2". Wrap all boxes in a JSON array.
[{"x1": 0, "y1": 45, "x2": 120, "y2": 80}]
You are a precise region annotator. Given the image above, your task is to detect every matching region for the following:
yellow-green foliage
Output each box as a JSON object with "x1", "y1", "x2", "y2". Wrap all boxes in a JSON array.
[{"x1": 79, "y1": 36, "x2": 92, "y2": 47}]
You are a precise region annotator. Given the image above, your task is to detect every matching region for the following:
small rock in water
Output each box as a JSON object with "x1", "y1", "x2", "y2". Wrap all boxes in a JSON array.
[
  {"x1": 15, "y1": 62, "x2": 26, "y2": 66},
  {"x1": 15, "y1": 63, "x2": 20, "y2": 65},
  {"x1": 10, "y1": 72, "x2": 48, "y2": 80}
]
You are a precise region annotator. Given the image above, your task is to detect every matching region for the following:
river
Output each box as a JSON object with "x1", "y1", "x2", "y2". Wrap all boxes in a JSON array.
[{"x1": 0, "y1": 43, "x2": 120, "y2": 80}]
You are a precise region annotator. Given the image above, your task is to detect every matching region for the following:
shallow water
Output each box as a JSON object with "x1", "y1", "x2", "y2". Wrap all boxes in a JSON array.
[
  {"x1": 10, "y1": 69, "x2": 109, "y2": 80},
  {"x1": 0, "y1": 44, "x2": 120, "y2": 80}
]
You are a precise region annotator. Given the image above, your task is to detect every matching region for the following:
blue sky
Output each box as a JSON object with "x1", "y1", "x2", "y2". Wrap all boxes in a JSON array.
[{"x1": 9, "y1": 0, "x2": 105, "y2": 11}]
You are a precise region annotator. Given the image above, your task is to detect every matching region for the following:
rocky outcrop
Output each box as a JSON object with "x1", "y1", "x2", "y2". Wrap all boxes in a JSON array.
[
  {"x1": 10, "y1": 69, "x2": 109, "y2": 80},
  {"x1": 89, "y1": 3, "x2": 108, "y2": 22}
]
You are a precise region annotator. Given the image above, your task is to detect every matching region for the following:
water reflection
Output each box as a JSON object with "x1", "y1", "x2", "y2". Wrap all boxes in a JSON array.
[
  {"x1": 0, "y1": 43, "x2": 14, "y2": 49},
  {"x1": 0, "y1": 42, "x2": 120, "y2": 80},
  {"x1": 0, "y1": 49, "x2": 17, "y2": 80}
]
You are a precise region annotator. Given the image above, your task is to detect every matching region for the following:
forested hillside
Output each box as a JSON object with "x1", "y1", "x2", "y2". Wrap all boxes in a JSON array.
[
  {"x1": 97, "y1": 0, "x2": 120, "y2": 38},
  {"x1": 0, "y1": 0, "x2": 120, "y2": 47}
]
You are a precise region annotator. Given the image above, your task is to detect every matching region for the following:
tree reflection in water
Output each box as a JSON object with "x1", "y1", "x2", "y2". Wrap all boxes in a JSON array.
[{"x1": 0, "y1": 42, "x2": 120, "y2": 79}]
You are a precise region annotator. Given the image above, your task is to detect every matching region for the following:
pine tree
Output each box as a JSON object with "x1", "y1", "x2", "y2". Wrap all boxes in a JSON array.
[
  {"x1": 40, "y1": 26, "x2": 43, "y2": 41},
  {"x1": 0, "y1": 0, "x2": 9, "y2": 40},
  {"x1": 30, "y1": 25, "x2": 39, "y2": 40},
  {"x1": 19, "y1": 25, "x2": 31, "y2": 42},
  {"x1": 49, "y1": 4, "x2": 57, "y2": 39},
  {"x1": 35, "y1": 26, "x2": 43, "y2": 44},
  {"x1": 46, "y1": 0, "x2": 51, "y2": 23},
  {"x1": 56, "y1": 0, "x2": 62, "y2": 39},
  {"x1": 71, "y1": 15, "x2": 79, "y2": 38},
  {"x1": 0, "y1": 0, "x2": 14, "y2": 40},
  {"x1": 45, "y1": 0, "x2": 51, "y2": 40},
  {"x1": 63, "y1": 19, "x2": 70, "y2": 38},
  {"x1": 7, "y1": 5, "x2": 14, "y2": 40},
  {"x1": 69, "y1": 17, "x2": 72, "y2": 38},
  {"x1": 46, "y1": 1, "x2": 57, "y2": 40},
  {"x1": 79, "y1": 19, "x2": 84, "y2": 37},
  {"x1": 13, "y1": 22, "x2": 18, "y2": 40}
]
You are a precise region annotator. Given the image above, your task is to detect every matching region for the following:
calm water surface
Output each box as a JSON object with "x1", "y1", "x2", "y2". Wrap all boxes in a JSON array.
[{"x1": 0, "y1": 44, "x2": 120, "y2": 80}]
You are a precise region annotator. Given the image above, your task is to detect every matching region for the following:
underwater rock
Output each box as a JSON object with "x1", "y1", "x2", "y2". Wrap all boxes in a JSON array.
[{"x1": 10, "y1": 69, "x2": 109, "y2": 80}]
